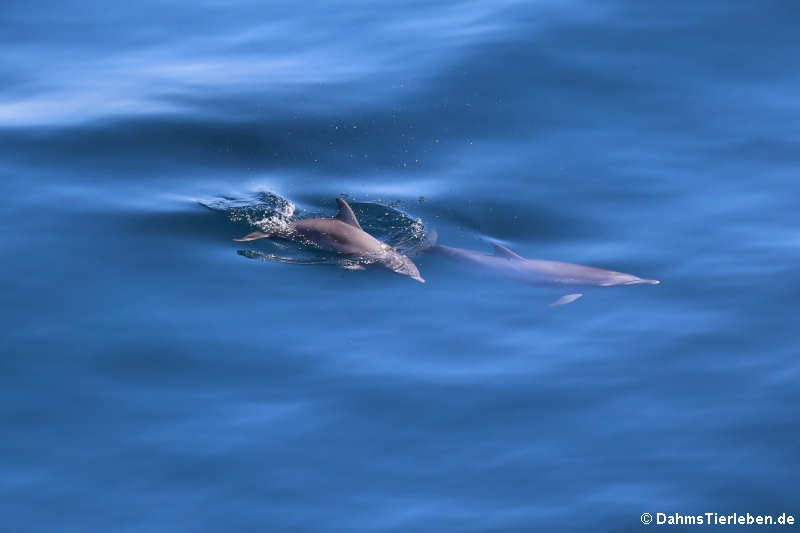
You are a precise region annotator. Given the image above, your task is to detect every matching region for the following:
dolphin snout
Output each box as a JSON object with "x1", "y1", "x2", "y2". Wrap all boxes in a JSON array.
[
  {"x1": 625, "y1": 278, "x2": 660, "y2": 285},
  {"x1": 381, "y1": 252, "x2": 424, "y2": 283}
]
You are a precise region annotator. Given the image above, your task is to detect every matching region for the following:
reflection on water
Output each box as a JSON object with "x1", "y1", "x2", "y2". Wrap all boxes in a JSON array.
[{"x1": 1, "y1": 0, "x2": 530, "y2": 126}]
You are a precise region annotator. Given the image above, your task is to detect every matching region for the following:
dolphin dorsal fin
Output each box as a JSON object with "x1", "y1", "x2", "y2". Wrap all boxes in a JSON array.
[
  {"x1": 334, "y1": 198, "x2": 363, "y2": 229},
  {"x1": 492, "y1": 243, "x2": 524, "y2": 260}
]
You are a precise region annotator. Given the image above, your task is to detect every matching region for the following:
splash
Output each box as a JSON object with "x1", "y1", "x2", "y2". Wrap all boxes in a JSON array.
[
  {"x1": 200, "y1": 191, "x2": 296, "y2": 236},
  {"x1": 204, "y1": 192, "x2": 430, "y2": 268}
]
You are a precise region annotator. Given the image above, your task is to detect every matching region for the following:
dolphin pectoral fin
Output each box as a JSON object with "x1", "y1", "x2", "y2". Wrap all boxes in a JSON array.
[
  {"x1": 491, "y1": 243, "x2": 524, "y2": 260},
  {"x1": 549, "y1": 293, "x2": 583, "y2": 307},
  {"x1": 341, "y1": 262, "x2": 367, "y2": 271},
  {"x1": 233, "y1": 231, "x2": 272, "y2": 242},
  {"x1": 334, "y1": 198, "x2": 363, "y2": 230}
]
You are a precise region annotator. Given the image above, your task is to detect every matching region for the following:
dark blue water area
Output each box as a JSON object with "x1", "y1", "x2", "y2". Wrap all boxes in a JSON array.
[{"x1": 2, "y1": 0, "x2": 800, "y2": 531}]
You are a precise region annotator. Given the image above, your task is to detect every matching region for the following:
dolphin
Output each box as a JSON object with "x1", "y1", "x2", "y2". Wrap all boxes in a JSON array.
[
  {"x1": 428, "y1": 238, "x2": 659, "y2": 305},
  {"x1": 234, "y1": 198, "x2": 424, "y2": 283}
]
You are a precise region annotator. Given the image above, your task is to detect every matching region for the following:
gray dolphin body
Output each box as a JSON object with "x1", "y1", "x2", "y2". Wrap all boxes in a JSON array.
[
  {"x1": 429, "y1": 241, "x2": 658, "y2": 305},
  {"x1": 234, "y1": 198, "x2": 424, "y2": 283}
]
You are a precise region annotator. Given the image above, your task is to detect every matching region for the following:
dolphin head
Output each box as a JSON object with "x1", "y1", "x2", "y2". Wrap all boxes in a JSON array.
[{"x1": 377, "y1": 249, "x2": 425, "y2": 283}]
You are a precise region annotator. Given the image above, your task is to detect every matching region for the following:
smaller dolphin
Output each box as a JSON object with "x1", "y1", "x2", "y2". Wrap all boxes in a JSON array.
[
  {"x1": 234, "y1": 198, "x2": 424, "y2": 283},
  {"x1": 428, "y1": 238, "x2": 658, "y2": 305}
]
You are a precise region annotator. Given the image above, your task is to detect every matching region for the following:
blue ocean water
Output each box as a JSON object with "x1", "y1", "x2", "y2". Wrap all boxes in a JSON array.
[{"x1": 2, "y1": 1, "x2": 799, "y2": 531}]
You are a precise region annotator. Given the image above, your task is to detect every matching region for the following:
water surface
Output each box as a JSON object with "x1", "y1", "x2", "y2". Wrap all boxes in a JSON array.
[{"x1": 2, "y1": 1, "x2": 799, "y2": 531}]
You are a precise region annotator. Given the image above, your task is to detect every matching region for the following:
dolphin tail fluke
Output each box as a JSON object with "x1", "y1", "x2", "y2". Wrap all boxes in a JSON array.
[
  {"x1": 233, "y1": 231, "x2": 272, "y2": 242},
  {"x1": 549, "y1": 293, "x2": 583, "y2": 307}
]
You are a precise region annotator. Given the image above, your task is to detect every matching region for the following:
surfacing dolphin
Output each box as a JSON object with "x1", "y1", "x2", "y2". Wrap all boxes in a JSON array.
[
  {"x1": 428, "y1": 238, "x2": 659, "y2": 306},
  {"x1": 234, "y1": 198, "x2": 424, "y2": 283}
]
